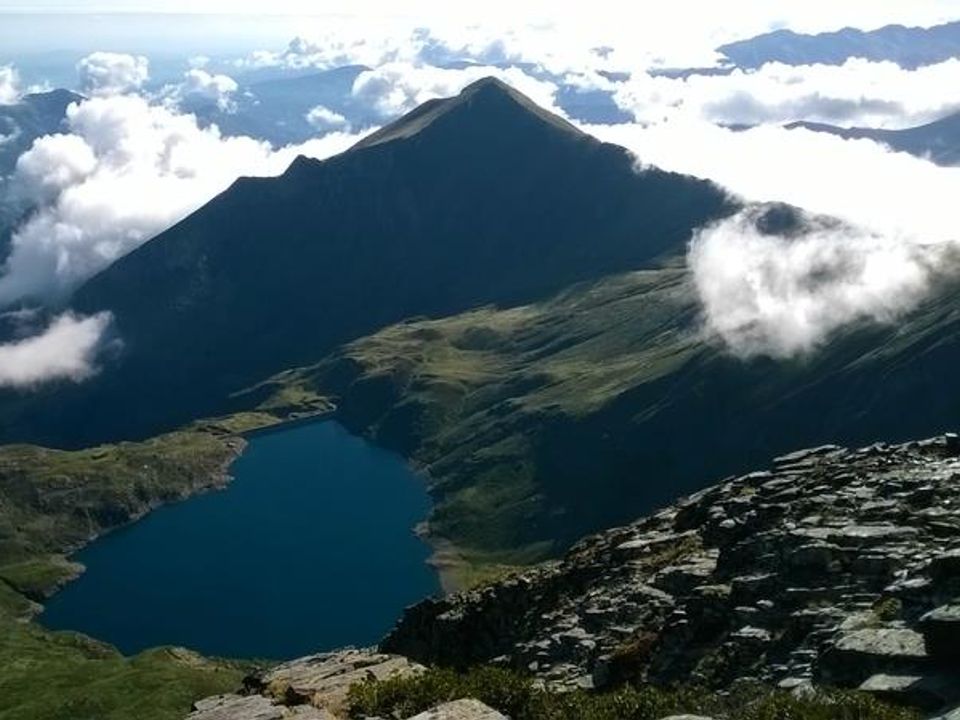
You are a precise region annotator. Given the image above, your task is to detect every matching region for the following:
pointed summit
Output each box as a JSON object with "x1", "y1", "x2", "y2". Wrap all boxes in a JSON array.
[{"x1": 352, "y1": 76, "x2": 583, "y2": 151}]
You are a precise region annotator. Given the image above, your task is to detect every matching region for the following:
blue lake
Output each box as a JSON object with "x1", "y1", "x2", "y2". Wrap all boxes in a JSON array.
[{"x1": 41, "y1": 421, "x2": 440, "y2": 659}]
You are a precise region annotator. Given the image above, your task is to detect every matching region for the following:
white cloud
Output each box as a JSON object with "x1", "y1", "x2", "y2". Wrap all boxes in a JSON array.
[
  {"x1": 589, "y1": 120, "x2": 960, "y2": 356},
  {"x1": 351, "y1": 62, "x2": 562, "y2": 119},
  {"x1": 0, "y1": 311, "x2": 112, "y2": 388},
  {"x1": 169, "y1": 68, "x2": 239, "y2": 111},
  {"x1": 305, "y1": 104, "x2": 349, "y2": 131},
  {"x1": 591, "y1": 121, "x2": 959, "y2": 240},
  {"x1": 0, "y1": 94, "x2": 371, "y2": 306},
  {"x1": 77, "y1": 52, "x2": 150, "y2": 96},
  {"x1": 12, "y1": 133, "x2": 97, "y2": 201},
  {"x1": 238, "y1": 33, "x2": 401, "y2": 71},
  {"x1": 0, "y1": 65, "x2": 20, "y2": 104},
  {"x1": 688, "y1": 208, "x2": 946, "y2": 357},
  {"x1": 613, "y1": 58, "x2": 960, "y2": 129}
]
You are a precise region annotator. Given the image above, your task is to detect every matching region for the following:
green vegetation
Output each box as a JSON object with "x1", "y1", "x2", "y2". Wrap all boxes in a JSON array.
[
  {"x1": 0, "y1": 621, "x2": 243, "y2": 720},
  {"x1": 347, "y1": 666, "x2": 919, "y2": 720}
]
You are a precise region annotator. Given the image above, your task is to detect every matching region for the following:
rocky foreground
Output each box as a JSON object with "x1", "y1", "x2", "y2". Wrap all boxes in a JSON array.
[
  {"x1": 190, "y1": 435, "x2": 960, "y2": 719},
  {"x1": 185, "y1": 651, "x2": 506, "y2": 719}
]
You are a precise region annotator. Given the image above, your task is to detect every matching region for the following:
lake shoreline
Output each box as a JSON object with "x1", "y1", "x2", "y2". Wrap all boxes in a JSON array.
[{"x1": 40, "y1": 418, "x2": 442, "y2": 659}]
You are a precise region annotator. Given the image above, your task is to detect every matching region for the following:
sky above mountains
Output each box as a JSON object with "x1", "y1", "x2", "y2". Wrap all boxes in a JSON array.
[{"x1": 1, "y1": 2, "x2": 959, "y2": 62}]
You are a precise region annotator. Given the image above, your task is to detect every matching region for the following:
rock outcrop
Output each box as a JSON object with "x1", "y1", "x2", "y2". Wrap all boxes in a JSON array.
[
  {"x1": 187, "y1": 650, "x2": 423, "y2": 720},
  {"x1": 382, "y1": 434, "x2": 960, "y2": 713},
  {"x1": 408, "y1": 699, "x2": 507, "y2": 719}
]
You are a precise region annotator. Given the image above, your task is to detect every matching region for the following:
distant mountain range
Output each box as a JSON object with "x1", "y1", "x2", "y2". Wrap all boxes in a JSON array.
[
  {"x1": 786, "y1": 110, "x2": 960, "y2": 165},
  {"x1": 656, "y1": 19, "x2": 960, "y2": 78},
  {"x1": 718, "y1": 20, "x2": 960, "y2": 70}
]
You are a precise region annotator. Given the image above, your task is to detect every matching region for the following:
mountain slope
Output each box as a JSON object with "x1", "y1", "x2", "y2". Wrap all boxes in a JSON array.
[
  {"x1": 787, "y1": 111, "x2": 960, "y2": 165},
  {"x1": 718, "y1": 20, "x2": 960, "y2": 70},
  {"x1": 7, "y1": 77, "x2": 732, "y2": 447},
  {"x1": 242, "y1": 259, "x2": 960, "y2": 573}
]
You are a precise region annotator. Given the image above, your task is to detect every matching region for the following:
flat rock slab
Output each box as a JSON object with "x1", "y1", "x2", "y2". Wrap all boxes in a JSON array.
[
  {"x1": 409, "y1": 699, "x2": 508, "y2": 719},
  {"x1": 188, "y1": 694, "x2": 284, "y2": 720},
  {"x1": 834, "y1": 628, "x2": 927, "y2": 659},
  {"x1": 256, "y1": 649, "x2": 424, "y2": 713},
  {"x1": 930, "y1": 706, "x2": 960, "y2": 720},
  {"x1": 186, "y1": 694, "x2": 335, "y2": 720},
  {"x1": 187, "y1": 695, "x2": 335, "y2": 720},
  {"x1": 860, "y1": 673, "x2": 960, "y2": 712}
]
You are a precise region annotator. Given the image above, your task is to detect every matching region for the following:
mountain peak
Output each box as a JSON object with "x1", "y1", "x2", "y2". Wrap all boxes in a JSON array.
[{"x1": 352, "y1": 76, "x2": 583, "y2": 151}]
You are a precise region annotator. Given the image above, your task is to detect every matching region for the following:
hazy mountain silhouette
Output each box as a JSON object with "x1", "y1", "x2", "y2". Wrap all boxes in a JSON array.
[
  {"x1": 719, "y1": 21, "x2": 960, "y2": 70},
  {"x1": 787, "y1": 110, "x2": 960, "y2": 166}
]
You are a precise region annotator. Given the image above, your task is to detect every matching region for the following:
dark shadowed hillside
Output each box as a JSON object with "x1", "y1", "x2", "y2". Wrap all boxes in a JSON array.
[{"x1": 4, "y1": 78, "x2": 732, "y2": 446}]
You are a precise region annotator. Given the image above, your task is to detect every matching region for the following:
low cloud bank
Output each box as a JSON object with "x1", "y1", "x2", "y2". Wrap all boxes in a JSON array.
[
  {"x1": 689, "y1": 208, "x2": 949, "y2": 357},
  {"x1": 613, "y1": 58, "x2": 960, "y2": 129},
  {"x1": 0, "y1": 311, "x2": 112, "y2": 388}
]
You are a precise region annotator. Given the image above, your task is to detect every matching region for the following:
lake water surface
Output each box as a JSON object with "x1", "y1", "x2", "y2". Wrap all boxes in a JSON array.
[{"x1": 41, "y1": 421, "x2": 440, "y2": 659}]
